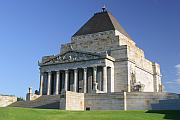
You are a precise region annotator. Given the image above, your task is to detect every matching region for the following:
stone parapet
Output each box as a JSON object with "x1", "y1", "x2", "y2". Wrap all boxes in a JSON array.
[{"x1": 0, "y1": 95, "x2": 17, "y2": 107}]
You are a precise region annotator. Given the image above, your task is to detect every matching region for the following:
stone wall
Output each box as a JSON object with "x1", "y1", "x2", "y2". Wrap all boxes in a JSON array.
[
  {"x1": 84, "y1": 92, "x2": 125, "y2": 110},
  {"x1": 60, "y1": 91, "x2": 84, "y2": 110},
  {"x1": 115, "y1": 30, "x2": 135, "y2": 47},
  {"x1": 61, "y1": 30, "x2": 120, "y2": 54},
  {"x1": 114, "y1": 61, "x2": 128, "y2": 92},
  {"x1": 111, "y1": 46, "x2": 128, "y2": 92},
  {"x1": 61, "y1": 92, "x2": 179, "y2": 110},
  {"x1": 60, "y1": 92, "x2": 125, "y2": 110},
  {"x1": 135, "y1": 65, "x2": 154, "y2": 92},
  {"x1": 0, "y1": 95, "x2": 17, "y2": 107},
  {"x1": 59, "y1": 94, "x2": 66, "y2": 110}
]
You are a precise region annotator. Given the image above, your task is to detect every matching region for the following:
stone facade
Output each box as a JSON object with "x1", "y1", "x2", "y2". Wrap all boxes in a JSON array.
[
  {"x1": 0, "y1": 95, "x2": 17, "y2": 107},
  {"x1": 38, "y1": 28, "x2": 162, "y2": 95}
]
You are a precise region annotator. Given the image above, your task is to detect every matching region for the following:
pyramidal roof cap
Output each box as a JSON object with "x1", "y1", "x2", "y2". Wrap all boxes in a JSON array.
[{"x1": 72, "y1": 11, "x2": 131, "y2": 39}]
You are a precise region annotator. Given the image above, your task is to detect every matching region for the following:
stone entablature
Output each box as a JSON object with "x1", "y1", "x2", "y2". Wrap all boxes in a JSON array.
[{"x1": 39, "y1": 50, "x2": 115, "y2": 67}]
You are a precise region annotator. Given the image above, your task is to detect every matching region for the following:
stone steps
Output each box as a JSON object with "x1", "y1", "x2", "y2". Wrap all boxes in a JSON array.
[
  {"x1": 8, "y1": 95, "x2": 60, "y2": 109},
  {"x1": 159, "y1": 99, "x2": 180, "y2": 104}
]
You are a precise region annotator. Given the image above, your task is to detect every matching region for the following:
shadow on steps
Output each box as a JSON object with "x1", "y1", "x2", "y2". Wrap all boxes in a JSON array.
[{"x1": 35, "y1": 102, "x2": 60, "y2": 109}]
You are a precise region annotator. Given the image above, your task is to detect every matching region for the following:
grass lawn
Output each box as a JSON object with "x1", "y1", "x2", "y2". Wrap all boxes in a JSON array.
[{"x1": 0, "y1": 107, "x2": 180, "y2": 120}]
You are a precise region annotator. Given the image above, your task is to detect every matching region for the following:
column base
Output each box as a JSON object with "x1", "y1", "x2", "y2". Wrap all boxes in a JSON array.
[{"x1": 91, "y1": 89, "x2": 105, "y2": 93}]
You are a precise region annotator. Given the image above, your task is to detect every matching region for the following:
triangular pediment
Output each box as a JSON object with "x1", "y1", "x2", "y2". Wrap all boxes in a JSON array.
[
  {"x1": 40, "y1": 50, "x2": 103, "y2": 65},
  {"x1": 60, "y1": 50, "x2": 102, "y2": 61}
]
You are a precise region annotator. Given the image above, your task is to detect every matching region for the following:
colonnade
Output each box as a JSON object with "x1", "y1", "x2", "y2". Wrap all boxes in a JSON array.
[{"x1": 39, "y1": 66, "x2": 110, "y2": 95}]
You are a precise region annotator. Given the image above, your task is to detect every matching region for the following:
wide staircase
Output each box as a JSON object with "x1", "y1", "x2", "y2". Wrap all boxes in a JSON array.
[
  {"x1": 151, "y1": 99, "x2": 180, "y2": 110},
  {"x1": 8, "y1": 92, "x2": 180, "y2": 110},
  {"x1": 8, "y1": 95, "x2": 61, "y2": 109}
]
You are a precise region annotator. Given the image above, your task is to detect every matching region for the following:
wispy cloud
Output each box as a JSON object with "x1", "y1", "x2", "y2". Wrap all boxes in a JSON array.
[
  {"x1": 166, "y1": 64, "x2": 180, "y2": 85},
  {"x1": 175, "y1": 64, "x2": 180, "y2": 75},
  {"x1": 175, "y1": 64, "x2": 180, "y2": 84}
]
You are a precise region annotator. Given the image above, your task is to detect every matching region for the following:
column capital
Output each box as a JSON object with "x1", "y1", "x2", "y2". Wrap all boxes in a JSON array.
[
  {"x1": 72, "y1": 67, "x2": 78, "y2": 69},
  {"x1": 83, "y1": 67, "x2": 87, "y2": 71},
  {"x1": 65, "y1": 69, "x2": 69, "y2": 73},
  {"x1": 93, "y1": 66, "x2": 97, "y2": 71},
  {"x1": 40, "y1": 71, "x2": 44, "y2": 74}
]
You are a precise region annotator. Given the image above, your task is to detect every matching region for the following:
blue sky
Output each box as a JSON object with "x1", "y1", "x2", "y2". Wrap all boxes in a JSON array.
[{"x1": 0, "y1": 0, "x2": 179, "y2": 98}]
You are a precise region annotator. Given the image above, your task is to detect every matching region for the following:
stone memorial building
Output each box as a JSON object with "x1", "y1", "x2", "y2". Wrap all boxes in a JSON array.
[
  {"x1": 9, "y1": 8, "x2": 180, "y2": 110},
  {"x1": 38, "y1": 9, "x2": 162, "y2": 96}
]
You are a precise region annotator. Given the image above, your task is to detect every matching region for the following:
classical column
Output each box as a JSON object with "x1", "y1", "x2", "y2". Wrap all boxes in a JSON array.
[
  {"x1": 110, "y1": 67, "x2": 115, "y2": 92},
  {"x1": 93, "y1": 67, "x2": 98, "y2": 91},
  {"x1": 47, "y1": 72, "x2": 51, "y2": 95},
  {"x1": 74, "y1": 69, "x2": 78, "y2": 92},
  {"x1": 83, "y1": 68, "x2": 87, "y2": 93},
  {"x1": 55, "y1": 71, "x2": 60, "y2": 95},
  {"x1": 65, "y1": 70, "x2": 69, "y2": 91},
  {"x1": 103, "y1": 66, "x2": 107, "y2": 93},
  {"x1": 39, "y1": 72, "x2": 44, "y2": 95}
]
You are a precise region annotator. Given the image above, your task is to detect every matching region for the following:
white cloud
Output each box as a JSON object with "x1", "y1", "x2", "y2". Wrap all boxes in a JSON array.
[
  {"x1": 175, "y1": 64, "x2": 180, "y2": 75},
  {"x1": 175, "y1": 64, "x2": 180, "y2": 68},
  {"x1": 174, "y1": 64, "x2": 180, "y2": 84},
  {"x1": 166, "y1": 81, "x2": 180, "y2": 85},
  {"x1": 166, "y1": 81, "x2": 175, "y2": 84},
  {"x1": 166, "y1": 64, "x2": 180, "y2": 85}
]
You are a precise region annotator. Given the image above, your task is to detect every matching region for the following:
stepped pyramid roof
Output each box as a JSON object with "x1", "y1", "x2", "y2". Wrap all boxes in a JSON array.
[{"x1": 73, "y1": 10, "x2": 131, "y2": 39}]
